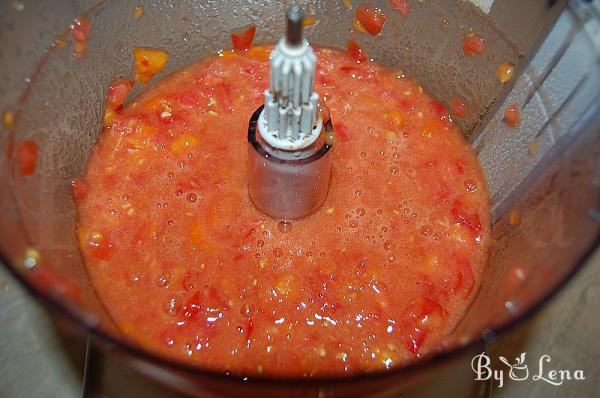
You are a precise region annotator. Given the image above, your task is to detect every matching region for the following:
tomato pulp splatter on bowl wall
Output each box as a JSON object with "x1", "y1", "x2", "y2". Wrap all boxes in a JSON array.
[
  {"x1": 355, "y1": 5, "x2": 387, "y2": 36},
  {"x1": 75, "y1": 45, "x2": 491, "y2": 376}
]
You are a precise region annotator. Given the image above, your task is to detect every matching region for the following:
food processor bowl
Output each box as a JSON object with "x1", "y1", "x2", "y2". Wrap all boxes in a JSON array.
[{"x1": 1, "y1": 0, "x2": 598, "y2": 396}]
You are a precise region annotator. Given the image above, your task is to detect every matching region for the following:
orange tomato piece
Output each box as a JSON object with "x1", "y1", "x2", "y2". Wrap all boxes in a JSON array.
[
  {"x1": 497, "y1": 61, "x2": 515, "y2": 83},
  {"x1": 132, "y1": 4, "x2": 144, "y2": 21},
  {"x1": 355, "y1": 5, "x2": 387, "y2": 36},
  {"x1": 71, "y1": 17, "x2": 91, "y2": 59},
  {"x1": 16, "y1": 140, "x2": 38, "y2": 176},
  {"x1": 347, "y1": 40, "x2": 367, "y2": 63},
  {"x1": 303, "y1": 16, "x2": 317, "y2": 27},
  {"x1": 71, "y1": 17, "x2": 91, "y2": 42},
  {"x1": 107, "y1": 80, "x2": 135, "y2": 110},
  {"x1": 133, "y1": 48, "x2": 169, "y2": 84},
  {"x1": 231, "y1": 25, "x2": 256, "y2": 52},
  {"x1": 504, "y1": 104, "x2": 520, "y2": 127}
]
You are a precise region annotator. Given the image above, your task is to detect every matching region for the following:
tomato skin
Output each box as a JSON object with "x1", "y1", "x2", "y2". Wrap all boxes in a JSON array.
[
  {"x1": 231, "y1": 25, "x2": 256, "y2": 52},
  {"x1": 71, "y1": 17, "x2": 91, "y2": 42},
  {"x1": 71, "y1": 17, "x2": 91, "y2": 58},
  {"x1": 107, "y1": 80, "x2": 135, "y2": 110},
  {"x1": 16, "y1": 140, "x2": 38, "y2": 176},
  {"x1": 389, "y1": 0, "x2": 410, "y2": 15},
  {"x1": 463, "y1": 33, "x2": 486, "y2": 56},
  {"x1": 504, "y1": 104, "x2": 520, "y2": 127},
  {"x1": 347, "y1": 40, "x2": 367, "y2": 63},
  {"x1": 355, "y1": 5, "x2": 387, "y2": 36}
]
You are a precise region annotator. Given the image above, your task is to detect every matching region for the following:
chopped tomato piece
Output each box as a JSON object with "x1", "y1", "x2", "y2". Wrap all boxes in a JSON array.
[
  {"x1": 389, "y1": 0, "x2": 410, "y2": 15},
  {"x1": 463, "y1": 33, "x2": 486, "y2": 56},
  {"x1": 132, "y1": 4, "x2": 144, "y2": 21},
  {"x1": 504, "y1": 104, "x2": 520, "y2": 127},
  {"x1": 497, "y1": 61, "x2": 515, "y2": 84},
  {"x1": 347, "y1": 40, "x2": 366, "y2": 63},
  {"x1": 303, "y1": 16, "x2": 317, "y2": 27},
  {"x1": 430, "y1": 100, "x2": 447, "y2": 118},
  {"x1": 355, "y1": 5, "x2": 387, "y2": 36},
  {"x1": 71, "y1": 17, "x2": 91, "y2": 42},
  {"x1": 107, "y1": 80, "x2": 135, "y2": 110},
  {"x1": 103, "y1": 108, "x2": 117, "y2": 127},
  {"x1": 71, "y1": 179, "x2": 88, "y2": 202},
  {"x1": 449, "y1": 98, "x2": 468, "y2": 119},
  {"x1": 71, "y1": 17, "x2": 91, "y2": 59},
  {"x1": 353, "y1": 19, "x2": 367, "y2": 33},
  {"x1": 3, "y1": 111, "x2": 14, "y2": 128},
  {"x1": 133, "y1": 48, "x2": 169, "y2": 84},
  {"x1": 231, "y1": 25, "x2": 256, "y2": 52},
  {"x1": 16, "y1": 140, "x2": 38, "y2": 176}
]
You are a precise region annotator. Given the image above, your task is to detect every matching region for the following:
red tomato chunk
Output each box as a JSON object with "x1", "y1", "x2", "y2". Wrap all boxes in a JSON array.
[
  {"x1": 504, "y1": 104, "x2": 521, "y2": 127},
  {"x1": 231, "y1": 25, "x2": 256, "y2": 52},
  {"x1": 355, "y1": 5, "x2": 387, "y2": 36},
  {"x1": 347, "y1": 40, "x2": 367, "y2": 63},
  {"x1": 107, "y1": 80, "x2": 135, "y2": 110},
  {"x1": 463, "y1": 33, "x2": 486, "y2": 56}
]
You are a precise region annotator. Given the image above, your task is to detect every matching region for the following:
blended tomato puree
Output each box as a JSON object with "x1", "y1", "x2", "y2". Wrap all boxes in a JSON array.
[{"x1": 75, "y1": 46, "x2": 491, "y2": 376}]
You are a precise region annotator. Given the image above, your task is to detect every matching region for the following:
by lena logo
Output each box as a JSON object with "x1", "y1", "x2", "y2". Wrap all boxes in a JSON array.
[{"x1": 471, "y1": 352, "x2": 585, "y2": 388}]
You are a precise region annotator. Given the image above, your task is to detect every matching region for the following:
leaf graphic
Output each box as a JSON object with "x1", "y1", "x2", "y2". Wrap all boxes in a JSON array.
[
  {"x1": 519, "y1": 352, "x2": 526, "y2": 364},
  {"x1": 499, "y1": 356, "x2": 511, "y2": 367}
]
